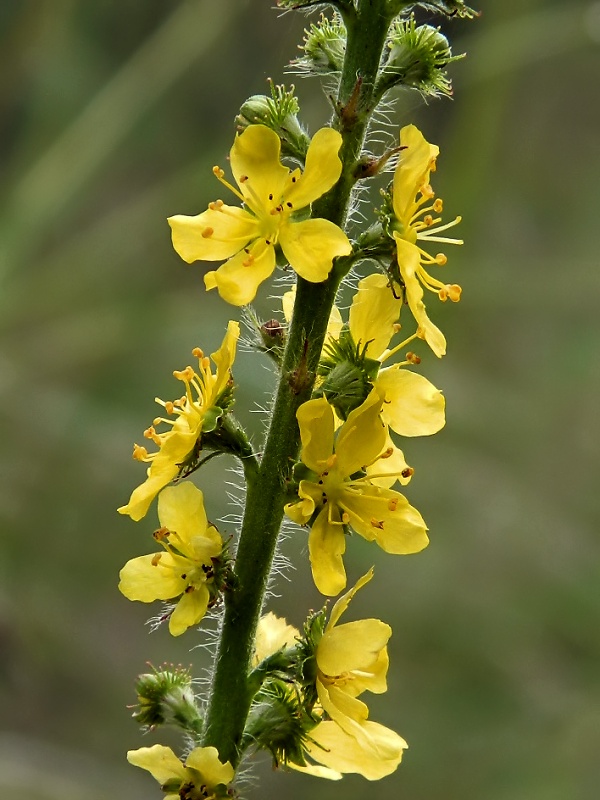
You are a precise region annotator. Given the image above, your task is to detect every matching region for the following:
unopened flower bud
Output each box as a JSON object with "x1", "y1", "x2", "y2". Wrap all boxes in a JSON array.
[
  {"x1": 133, "y1": 665, "x2": 202, "y2": 735},
  {"x1": 236, "y1": 83, "x2": 309, "y2": 162},
  {"x1": 378, "y1": 16, "x2": 463, "y2": 99}
]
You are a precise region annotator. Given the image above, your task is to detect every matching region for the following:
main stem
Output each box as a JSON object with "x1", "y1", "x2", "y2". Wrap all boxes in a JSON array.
[{"x1": 201, "y1": 0, "x2": 392, "y2": 767}]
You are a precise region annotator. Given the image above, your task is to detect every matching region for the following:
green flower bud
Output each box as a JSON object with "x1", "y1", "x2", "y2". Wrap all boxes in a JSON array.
[
  {"x1": 293, "y1": 13, "x2": 347, "y2": 77},
  {"x1": 132, "y1": 665, "x2": 203, "y2": 735},
  {"x1": 236, "y1": 83, "x2": 309, "y2": 162},
  {"x1": 243, "y1": 680, "x2": 317, "y2": 768},
  {"x1": 377, "y1": 16, "x2": 463, "y2": 99},
  {"x1": 317, "y1": 329, "x2": 381, "y2": 420}
]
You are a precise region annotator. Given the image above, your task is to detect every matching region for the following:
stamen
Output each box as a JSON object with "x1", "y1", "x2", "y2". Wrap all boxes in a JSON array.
[
  {"x1": 380, "y1": 330, "x2": 420, "y2": 363},
  {"x1": 388, "y1": 498, "x2": 398, "y2": 511},
  {"x1": 201, "y1": 227, "x2": 214, "y2": 239},
  {"x1": 406, "y1": 352, "x2": 421, "y2": 365},
  {"x1": 208, "y1": 200, "x2": 224, "y2": 211},
  {"x1": 370, "y1": 518, "x2": 385, "y2": 530},
  {"x1": 151, "y1": 554, "x2": 162, "y2": 566},
  {"x1": 132, "y1": 444, "x2": 149, "y2": 461},
  {"x1": 435, "y1": 253, "x2": 447, "y2": 265},
  {"x1": 401, "y1": 467, "x2": 414, "y2": 478},
  {"x1": 433, "y1": 198, "x2": 443, "y2": 212},
  {"x1": 192, "y1": 347, "x2": 204, "y2": 358}
]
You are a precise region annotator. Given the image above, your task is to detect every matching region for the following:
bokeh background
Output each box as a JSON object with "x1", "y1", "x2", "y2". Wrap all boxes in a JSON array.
[{"x1": 1, "y1": 0, "x2": 599, "y2": 798}]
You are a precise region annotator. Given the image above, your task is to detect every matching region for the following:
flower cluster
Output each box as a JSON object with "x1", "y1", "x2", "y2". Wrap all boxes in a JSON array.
[{"x1": 117, "y1": 3, "x2": 470, "y2": 798}]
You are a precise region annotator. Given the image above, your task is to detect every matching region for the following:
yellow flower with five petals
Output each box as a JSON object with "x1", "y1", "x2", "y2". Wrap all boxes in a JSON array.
[
  {"x1": 127, "y1": 743, "x2": 234, "y2": 800},
  {"x1": 119, "y1": 482, "x2": 224, "y2": 636},
  {"x1": 118, "y1": 321, "x2": 239, "y2": 521},
  {"x1": 391, "y1": 124, "x2": 463, "y2": 357},
  {"x1": 168, "y1": 124, "x2": 352, "y2": 305},
  {"x1": 285, "y1": 391, "x2": 428, "y2": 596}
]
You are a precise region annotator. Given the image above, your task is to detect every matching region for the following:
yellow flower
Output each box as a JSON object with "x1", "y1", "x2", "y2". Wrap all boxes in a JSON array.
[
  {"x1": 127, "y1": 743, "x2": 234, "y2": 800},
  {"x1": 347, "y1": 272, "x2": 446, "y2": 484},
  {"x1": 119, "y1": 482, "x2": 223, "y2": 636},
  {"x1": 285, "y1": 391, "x2": 428, "y2": 596},
  {"x1": 118, "y1": 321, "x2": 239, "y2": 521},
  {"x1": 253, "y1": 611, "x2": 300, "y2": 666},
  {"x1": 303, "y1": 571, "x2": 407, "y2": 780},
  {"x1": 168, "y1": 125, "x2": 352, "y2": 305},
  {"x1": 391, "y1": 124, "x2": 463, "y2": 357}
]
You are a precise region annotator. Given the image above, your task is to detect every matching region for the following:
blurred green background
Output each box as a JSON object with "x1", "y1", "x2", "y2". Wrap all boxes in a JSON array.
[{"x1": 1, "y1": 0, "x2": 599, "y2": 798}]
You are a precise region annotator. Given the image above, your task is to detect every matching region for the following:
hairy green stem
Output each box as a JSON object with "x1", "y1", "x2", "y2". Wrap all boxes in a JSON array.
[{"x1": 201, "y1": 0, "x2": 393, "y2": 767}]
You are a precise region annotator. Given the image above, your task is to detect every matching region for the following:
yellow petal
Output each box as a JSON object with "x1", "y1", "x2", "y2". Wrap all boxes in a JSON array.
[
  {"x1": 393, "y1": 124, "x2": 439, "y2": 222},
  {"x1": 185, "y1": 746, "x2": 235, "y2": 787},
  {"x1": 297, "y1": 397, "x2": 335, "y2": 473},
  {"x1": 328, "y1": 568, "x2": 374, "y2": 630},
  {"x1": 318, "y1": 618, "x2": 391, "y2": 678},
  {"x1": 279, "y1": 218, "x2": 351, "y2": 283},
  {"x1": 309, "y1": 506, "x2": 347, "y2": 597},
  {"x1": 284, "y1": 127, "x2": 343, "y2": 209},
  {"x1": 204, "y1": 238, "x2": 276, "y2": 305},
  {"x1": 394, "y1": 236, "x2": 446, "y2": 357},
  {"x1": 348, "y1": 273, "x2": 401, "y2": 360},
  {"x1": 168, "y1": 206, "x2": 257, "y2": 263},
  {"x1": 118, "y1": 425, "x2": 200, "y2": 522},
  {"x1": 157, "y1": 482, "x2": 208, "y2": 544},
  {"x1": 306, "y1": 720, "x2": 407, "y2": 780},
  {"x1": 209, "y1": 320, "x2": 240, "y2": 400},
  {"x1": 376, "y1": 366, "x2": 445, "y2": 436},
  {"x1": 127, "y1": 744, "x2": 187, "y2": 785},
  {"x1": 254, "y1": 612, "x2": 300, "y2": 664},
  {"x1": 168, "y1": 585, "x2": 210, "y2": 636},
  {"x1": 119, "y1": 553, "x2": 185, "y2": 602},
  {"x1": 230, "y1": 125, "x2": 289, "y2": 216},
  {"x1": 341, "y1": 485, "x2": 429, "y2": 554},
  {"x1": 335, "y1": 390, "x2": 387, "y2": 477},
  {"x1": 287, "y1": 760, "x2": 342, "y2": 780}
]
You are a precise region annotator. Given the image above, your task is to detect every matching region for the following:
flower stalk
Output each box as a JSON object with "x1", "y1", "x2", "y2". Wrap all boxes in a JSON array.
[{"x1": 119, "y1": 0, "x2": 475, "y2": 792}]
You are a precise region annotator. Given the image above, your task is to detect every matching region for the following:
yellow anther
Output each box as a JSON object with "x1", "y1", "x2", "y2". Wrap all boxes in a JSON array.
[
  {"x1": 208, "y1": 200, "x2": 224, "y2": 211},
  {"x1": 151, "y1": 553, "x2": 162, "y2": 566},
  {"x1": 201, "y1": 227, "x2": 214, "y2": 239},
  {"x1": 448, "y1": 284, "x2": 462, "y2": 302},
  {"x1": 143, "y1": 426, "x2": 156, "y2": 439},
  {"x1": 174, "y1": 366, "x2": 194, "y2": 381},
  {"x1": 242, "y1": 254, "x2": 255, "y2": 267},
  {"x1": 380, "y1": 447, "x2": 394, "y2": 460},
  {"x1": 341, "y1": 512, "x2": 350, "y2": 524},
  {"x1": 370, "y1": 518, "x2": 385, "y2": 530},
  {"x1": 153, "y1": 526, "x2": 170, "y2": 541},
  {"x1": 164, "y1": 401, "x2": 175, "y2": 415},
  {"x1": 212, "y1": 166, "x2": 225, "y2": 179},
  {"x1": 421, "y1": 183, "x2": 435, "y2": 199},
  {"x1": 201, "y1": 357, "x2": 210, "y2": 370},
  {"x1": 192, "y1": 347, "x2": 204, "y2": 358},
  {"x1": 392, "y1": 323, "x2": 402, "y2": 333},
  {"x1": 438, "y1": 288, "x2": 448, "y2": 302},
  {"x1": 152, "y1": 417, "x2": 163, "y2": 427},
  {"x1": 325, "y1": 454, "x2": 337, "y2": 469},
  {"x1": 239, "y1": 174, "x2": 249, "y2": 183},
  {"x1": 388, "y1": 498, "x2": 398, "y2": 512},
  {"x1": 424, "y1": 214, "x2": 434, "y2": 226},
  {"x1": 435, "y1": 253, "x2": 448, "y2": 265},
  {"x1": 132, "y1": 443, "x2": 149, "y2": 461},
  {"x1": 433, "y1": 198, "x2": 443, "y2": 213}
]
